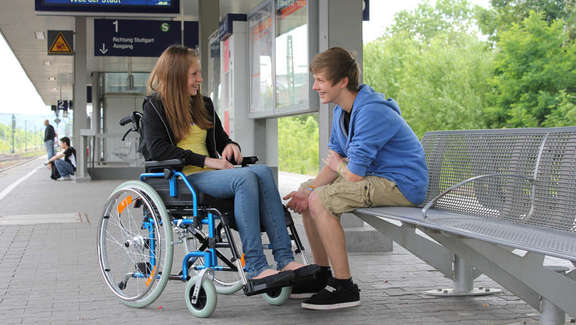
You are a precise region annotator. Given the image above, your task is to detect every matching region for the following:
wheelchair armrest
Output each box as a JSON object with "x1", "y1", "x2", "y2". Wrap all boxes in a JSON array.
[
  {"x1": 241, "y1": 156, "x2": 258, "y2": 167},
  {"x1": 144, "y1": 159, "x2": 184, "y2": 171}
]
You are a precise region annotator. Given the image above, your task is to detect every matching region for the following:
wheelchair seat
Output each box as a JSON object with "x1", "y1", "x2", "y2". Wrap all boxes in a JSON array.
[
  {"x1": 142, "y1": 159, "x2": 295, "y2": 230},
  {"x1": 143, "y1": 177, "x2": 236, "y2": 223}
]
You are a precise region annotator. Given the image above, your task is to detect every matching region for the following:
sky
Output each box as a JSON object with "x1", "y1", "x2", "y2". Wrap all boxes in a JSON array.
[
  {"x1": 0, "y1": 33, "x2": 49, "y2": 116},
  {"x1": 0, "y1": 0, "x2": 491, "y2": 116}
]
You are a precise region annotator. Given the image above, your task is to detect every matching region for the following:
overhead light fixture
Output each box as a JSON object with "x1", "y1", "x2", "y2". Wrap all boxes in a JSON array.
[
  {"x1": 43, "y1": 60, "x2": 51, "y2": 66},
  {"x1": 51, "y1": 87, "x2": 57, "y2": 92},
  {"x1": 34, "y1": 31, "x2": 45, "y2": 40},
  {"x1": 49, "y1": 76, "x2": 56, "y2": 81}
]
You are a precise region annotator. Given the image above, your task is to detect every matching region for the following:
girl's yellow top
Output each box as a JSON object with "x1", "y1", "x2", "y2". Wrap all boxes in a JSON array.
[{"x1": 177, "y1": 124, "x2": 215, "y2": 175}]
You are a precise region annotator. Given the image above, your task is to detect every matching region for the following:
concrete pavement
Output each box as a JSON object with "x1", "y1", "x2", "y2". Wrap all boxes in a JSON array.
[{"x1": 0, "y1": 161, "x2": 556, "y2": 324}]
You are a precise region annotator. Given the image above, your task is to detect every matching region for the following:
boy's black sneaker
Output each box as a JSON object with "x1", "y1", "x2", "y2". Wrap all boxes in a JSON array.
[
  {"x1": 290, "y1": 266, "x2": 331, "y2": 299},
  {"x1": 301, "y1": 278, "x2": 360, "y2": 310}
]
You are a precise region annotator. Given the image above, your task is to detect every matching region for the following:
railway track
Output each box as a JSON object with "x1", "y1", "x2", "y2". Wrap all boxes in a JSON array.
[{"x1": 0, "y1": 153, "x2": 44, "y2": 174}]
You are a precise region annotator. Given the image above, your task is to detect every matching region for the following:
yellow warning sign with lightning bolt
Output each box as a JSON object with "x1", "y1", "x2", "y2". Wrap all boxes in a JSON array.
[{"x1": 48, "y1": 31, "x2": 73, "y2": 55}]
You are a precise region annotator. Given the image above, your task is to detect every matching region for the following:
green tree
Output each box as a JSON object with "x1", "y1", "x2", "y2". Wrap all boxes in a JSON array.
[
  {"x1": 364, "y1": 0, "x2": 494, "y2": 137},
  {"x1": 278, "y1": 114, "x2": 319, "y2": 174},
  {"x1": 388, "y1": 0, "x2": 478, "y2": 41},
  {"x1": 0, "y1": 122, "x2": 44, "y2": 154},
  {"x1": 542, "y1": 91, "x2": 576, "y2": 126},
  {"x1": 486, "y1": 12, "x2": 576, "y2": 128},
  {"x1": 476, "y1": 0, "x2": 576, "y2": 41}
]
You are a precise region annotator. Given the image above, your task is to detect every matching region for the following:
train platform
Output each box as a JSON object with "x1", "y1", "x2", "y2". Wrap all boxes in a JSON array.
[{"x1": 0, "y1": 157, "x2": 552, "y2": 324}]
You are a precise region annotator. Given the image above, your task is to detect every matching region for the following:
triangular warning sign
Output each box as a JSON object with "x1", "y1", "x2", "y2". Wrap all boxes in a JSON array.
[{"x1": 49, "y1": 32, "x2": 72, "y2": 54}]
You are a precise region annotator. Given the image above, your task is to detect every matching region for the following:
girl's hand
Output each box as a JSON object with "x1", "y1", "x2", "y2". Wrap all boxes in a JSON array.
[
  {"x1": 222, "y1": 143, "x2": 242, "y2": 165},
  {"x1": 204, "y1": 157, "x2": 234, "y2": 170}
]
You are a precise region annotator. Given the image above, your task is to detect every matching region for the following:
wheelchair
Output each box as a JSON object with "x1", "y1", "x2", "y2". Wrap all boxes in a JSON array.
[{"x1": 97, "y1": 113, "x2": 311, "y2": 318}]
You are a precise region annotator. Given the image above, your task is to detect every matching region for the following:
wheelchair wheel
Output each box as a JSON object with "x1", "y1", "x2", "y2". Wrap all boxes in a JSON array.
[
  {"x1": 185, "y1": 275, "x2": 217, "y2": 318},
  {"x1": 183, "y1": 224, "x2": 243, "y2": 295},
  {"x1": 262, "y1": 286, "x2": 292, "y2": 306},
  {"x1": 98, "y1": 181, "x2": 173, "y2": 308}
]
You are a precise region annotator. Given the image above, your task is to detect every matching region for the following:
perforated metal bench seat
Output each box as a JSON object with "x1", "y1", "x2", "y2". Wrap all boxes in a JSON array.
[
  {"x1": 355, "y1": 207, "x2": 576, "y2": 261},
  {"x1": 356, "y1": 127, "x2": 576, "y2": 260},
  {"x1": 353, "y1": 127, "x2": 576, "y2": 320}
]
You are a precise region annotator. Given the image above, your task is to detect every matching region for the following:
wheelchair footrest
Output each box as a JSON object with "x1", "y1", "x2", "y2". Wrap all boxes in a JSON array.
[
  {"x1": 293, "y1": 264, "x2": 321, "y2": 279},
  {"x1": 243, "y1": 271, "x2": 295, "y2": 296}
]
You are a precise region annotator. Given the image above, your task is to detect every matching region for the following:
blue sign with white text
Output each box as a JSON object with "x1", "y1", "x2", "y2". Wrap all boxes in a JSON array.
[
  {"x1": 36, "y1": 0, "x2": 179, "y2": 14},
  {"x1": 94, "y1": 19, "x2": 198, "y2": 57},
  {"x1": 44, "y1": 0, "x2": 170, "y2": 5}
]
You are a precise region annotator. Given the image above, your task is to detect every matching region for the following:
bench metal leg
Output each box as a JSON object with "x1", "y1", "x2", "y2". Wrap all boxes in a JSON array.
[
  {"x1": 540, "y1": 266, "x2": 568, "y2": 325},
  {"x1": 421, "y1": 231, "x2": 576, "y2": 318},
  {"x1": 425, "y1": 255, "x2": 501, "y2": 297},
  {"x1": 354, "y1": 213, "x2": 503, "y2": 297}
]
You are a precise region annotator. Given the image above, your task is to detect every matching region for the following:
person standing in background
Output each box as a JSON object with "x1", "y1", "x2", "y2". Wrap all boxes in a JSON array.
[{"x1": 43, "y1": 120, "x2": 57, "y2": 159}]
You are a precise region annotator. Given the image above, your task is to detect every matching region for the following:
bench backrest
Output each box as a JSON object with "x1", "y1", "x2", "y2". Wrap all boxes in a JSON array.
[{"x1": 422, "y1": 127, "x2": 576, "y2": 234}]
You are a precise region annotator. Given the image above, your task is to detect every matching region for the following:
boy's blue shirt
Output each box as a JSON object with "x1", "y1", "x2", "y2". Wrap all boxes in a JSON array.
[{"x1": 328, "y1": 84, "x2": 429, "y2": 205}]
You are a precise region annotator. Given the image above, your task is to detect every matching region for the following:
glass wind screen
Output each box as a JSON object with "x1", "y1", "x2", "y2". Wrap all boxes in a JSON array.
[
  {"x1": 275, "y1": 0, "x2": 308, "y2": 111},
  {"x1": 249, "y1": 1, "x2": 275, "y2": 113}
]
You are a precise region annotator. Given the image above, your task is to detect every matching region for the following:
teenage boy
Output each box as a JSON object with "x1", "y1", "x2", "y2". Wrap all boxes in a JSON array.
[
  {"x1": 284, "y1": 47, "x2": 428, "y2": 310},
  {"x1": 46, "y1": 137, "x2": 77, "y2": 181}
]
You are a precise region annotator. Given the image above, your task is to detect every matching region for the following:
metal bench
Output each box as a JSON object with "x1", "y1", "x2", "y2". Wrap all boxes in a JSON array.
[{"x1": 354, "y1": 127, "x2": 576, "y2": 325}]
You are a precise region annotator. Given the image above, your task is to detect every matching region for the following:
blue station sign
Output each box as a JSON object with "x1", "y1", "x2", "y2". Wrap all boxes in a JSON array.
[
  {"x1": 94, "y1": 19, "x2": 198, "y2": 57},
  {"x1": 36, "y1": 0, "x2": 180, "y2": 14}
]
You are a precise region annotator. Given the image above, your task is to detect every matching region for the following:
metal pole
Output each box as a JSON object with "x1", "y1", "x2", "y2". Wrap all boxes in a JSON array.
[
  {"x1": 540, "y1": 266, "x2": 568, "y2": 325},
  {"x1": 10, "y1": 114, "x2": 15, "y2": 154},
  {"x1": 453, "y1": 255, "x2": 474, "y2": 293},
  {"x1": 24, "y1": 120, "x2": 27, "y2": 152}
]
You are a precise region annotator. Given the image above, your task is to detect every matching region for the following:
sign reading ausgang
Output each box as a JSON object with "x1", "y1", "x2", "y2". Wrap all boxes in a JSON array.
[{"x1": 94, "y1": 19, "x2": 198, "y2": 57}]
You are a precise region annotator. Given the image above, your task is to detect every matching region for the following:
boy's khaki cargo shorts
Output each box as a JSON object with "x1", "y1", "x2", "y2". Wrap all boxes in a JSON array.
[{"x1": 300, "y1": 176, "x2": 414, "y2": 217}]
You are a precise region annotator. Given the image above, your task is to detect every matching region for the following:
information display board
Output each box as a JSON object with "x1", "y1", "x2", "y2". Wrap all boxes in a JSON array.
[
  {"x1": 35, "y1": 0, "x2": 179, "y2": 15},
  {"x1": 94, "y1": 19, "x2": 198, "y2": 57}
]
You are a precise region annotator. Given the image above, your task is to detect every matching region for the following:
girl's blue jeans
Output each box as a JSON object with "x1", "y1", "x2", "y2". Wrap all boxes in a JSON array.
[{"x1": 186, "y1": 165, "x2": 294, "y2": 278}]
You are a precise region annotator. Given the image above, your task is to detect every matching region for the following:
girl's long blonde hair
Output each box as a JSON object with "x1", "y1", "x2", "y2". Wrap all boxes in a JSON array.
[{"x1": 147, "y1": 45, "x2": 212, "y2": 142}]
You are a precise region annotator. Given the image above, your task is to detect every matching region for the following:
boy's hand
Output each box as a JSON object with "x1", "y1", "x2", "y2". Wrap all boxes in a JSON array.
[
  {"x1": 283, "y1": 190, "x2": 310, "y2": 214},
  {"x1": 322, "y1": 150, "x2": 344, "y2": 172}
]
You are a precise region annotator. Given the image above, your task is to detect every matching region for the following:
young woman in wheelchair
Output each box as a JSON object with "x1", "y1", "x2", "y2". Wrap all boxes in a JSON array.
[{"x1": 141, "y1": 45, "x2": 318, "y2": 290}]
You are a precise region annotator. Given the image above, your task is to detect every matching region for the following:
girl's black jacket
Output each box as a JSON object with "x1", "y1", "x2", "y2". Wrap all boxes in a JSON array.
[{"x1": 141, "y1": 94, "x2": 239, "y2": 167}]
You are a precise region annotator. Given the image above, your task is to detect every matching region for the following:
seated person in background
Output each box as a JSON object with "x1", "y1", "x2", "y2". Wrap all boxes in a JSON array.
[
  {"x1": 284, "y1": 47, "x2": 429, "y2": 310},
  {"x1": 141, "y1": 45, "x2": 318, "y2": 288},
  {"x1": 46, "y1": 136, "x2": 76, "y2": 181}
]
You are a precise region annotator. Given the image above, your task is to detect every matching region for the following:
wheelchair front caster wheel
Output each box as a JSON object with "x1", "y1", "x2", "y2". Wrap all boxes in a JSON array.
[
  {"x1": 262, "y1": 286, "x2": 291, "y2": 306},
  {"x1": 185, "y1": 275, "x2": 217, "y2": 318}
]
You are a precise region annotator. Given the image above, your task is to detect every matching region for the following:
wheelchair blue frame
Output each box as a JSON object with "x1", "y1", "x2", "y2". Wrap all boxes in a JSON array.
[{"x1": 137, "y1": 170, "x2": 224, "y2": 282}]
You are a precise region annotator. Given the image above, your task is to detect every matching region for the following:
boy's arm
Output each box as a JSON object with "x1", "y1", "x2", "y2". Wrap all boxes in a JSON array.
[
  {"x1": 283, "y1": 160, "x2": 340, "y2": 214},
  {"x1": 47, "y1": 152, "x2": 65, "y2": 163},
  {"x1": 323, "y1": 150, "x2": 363, "y2": 182}
]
